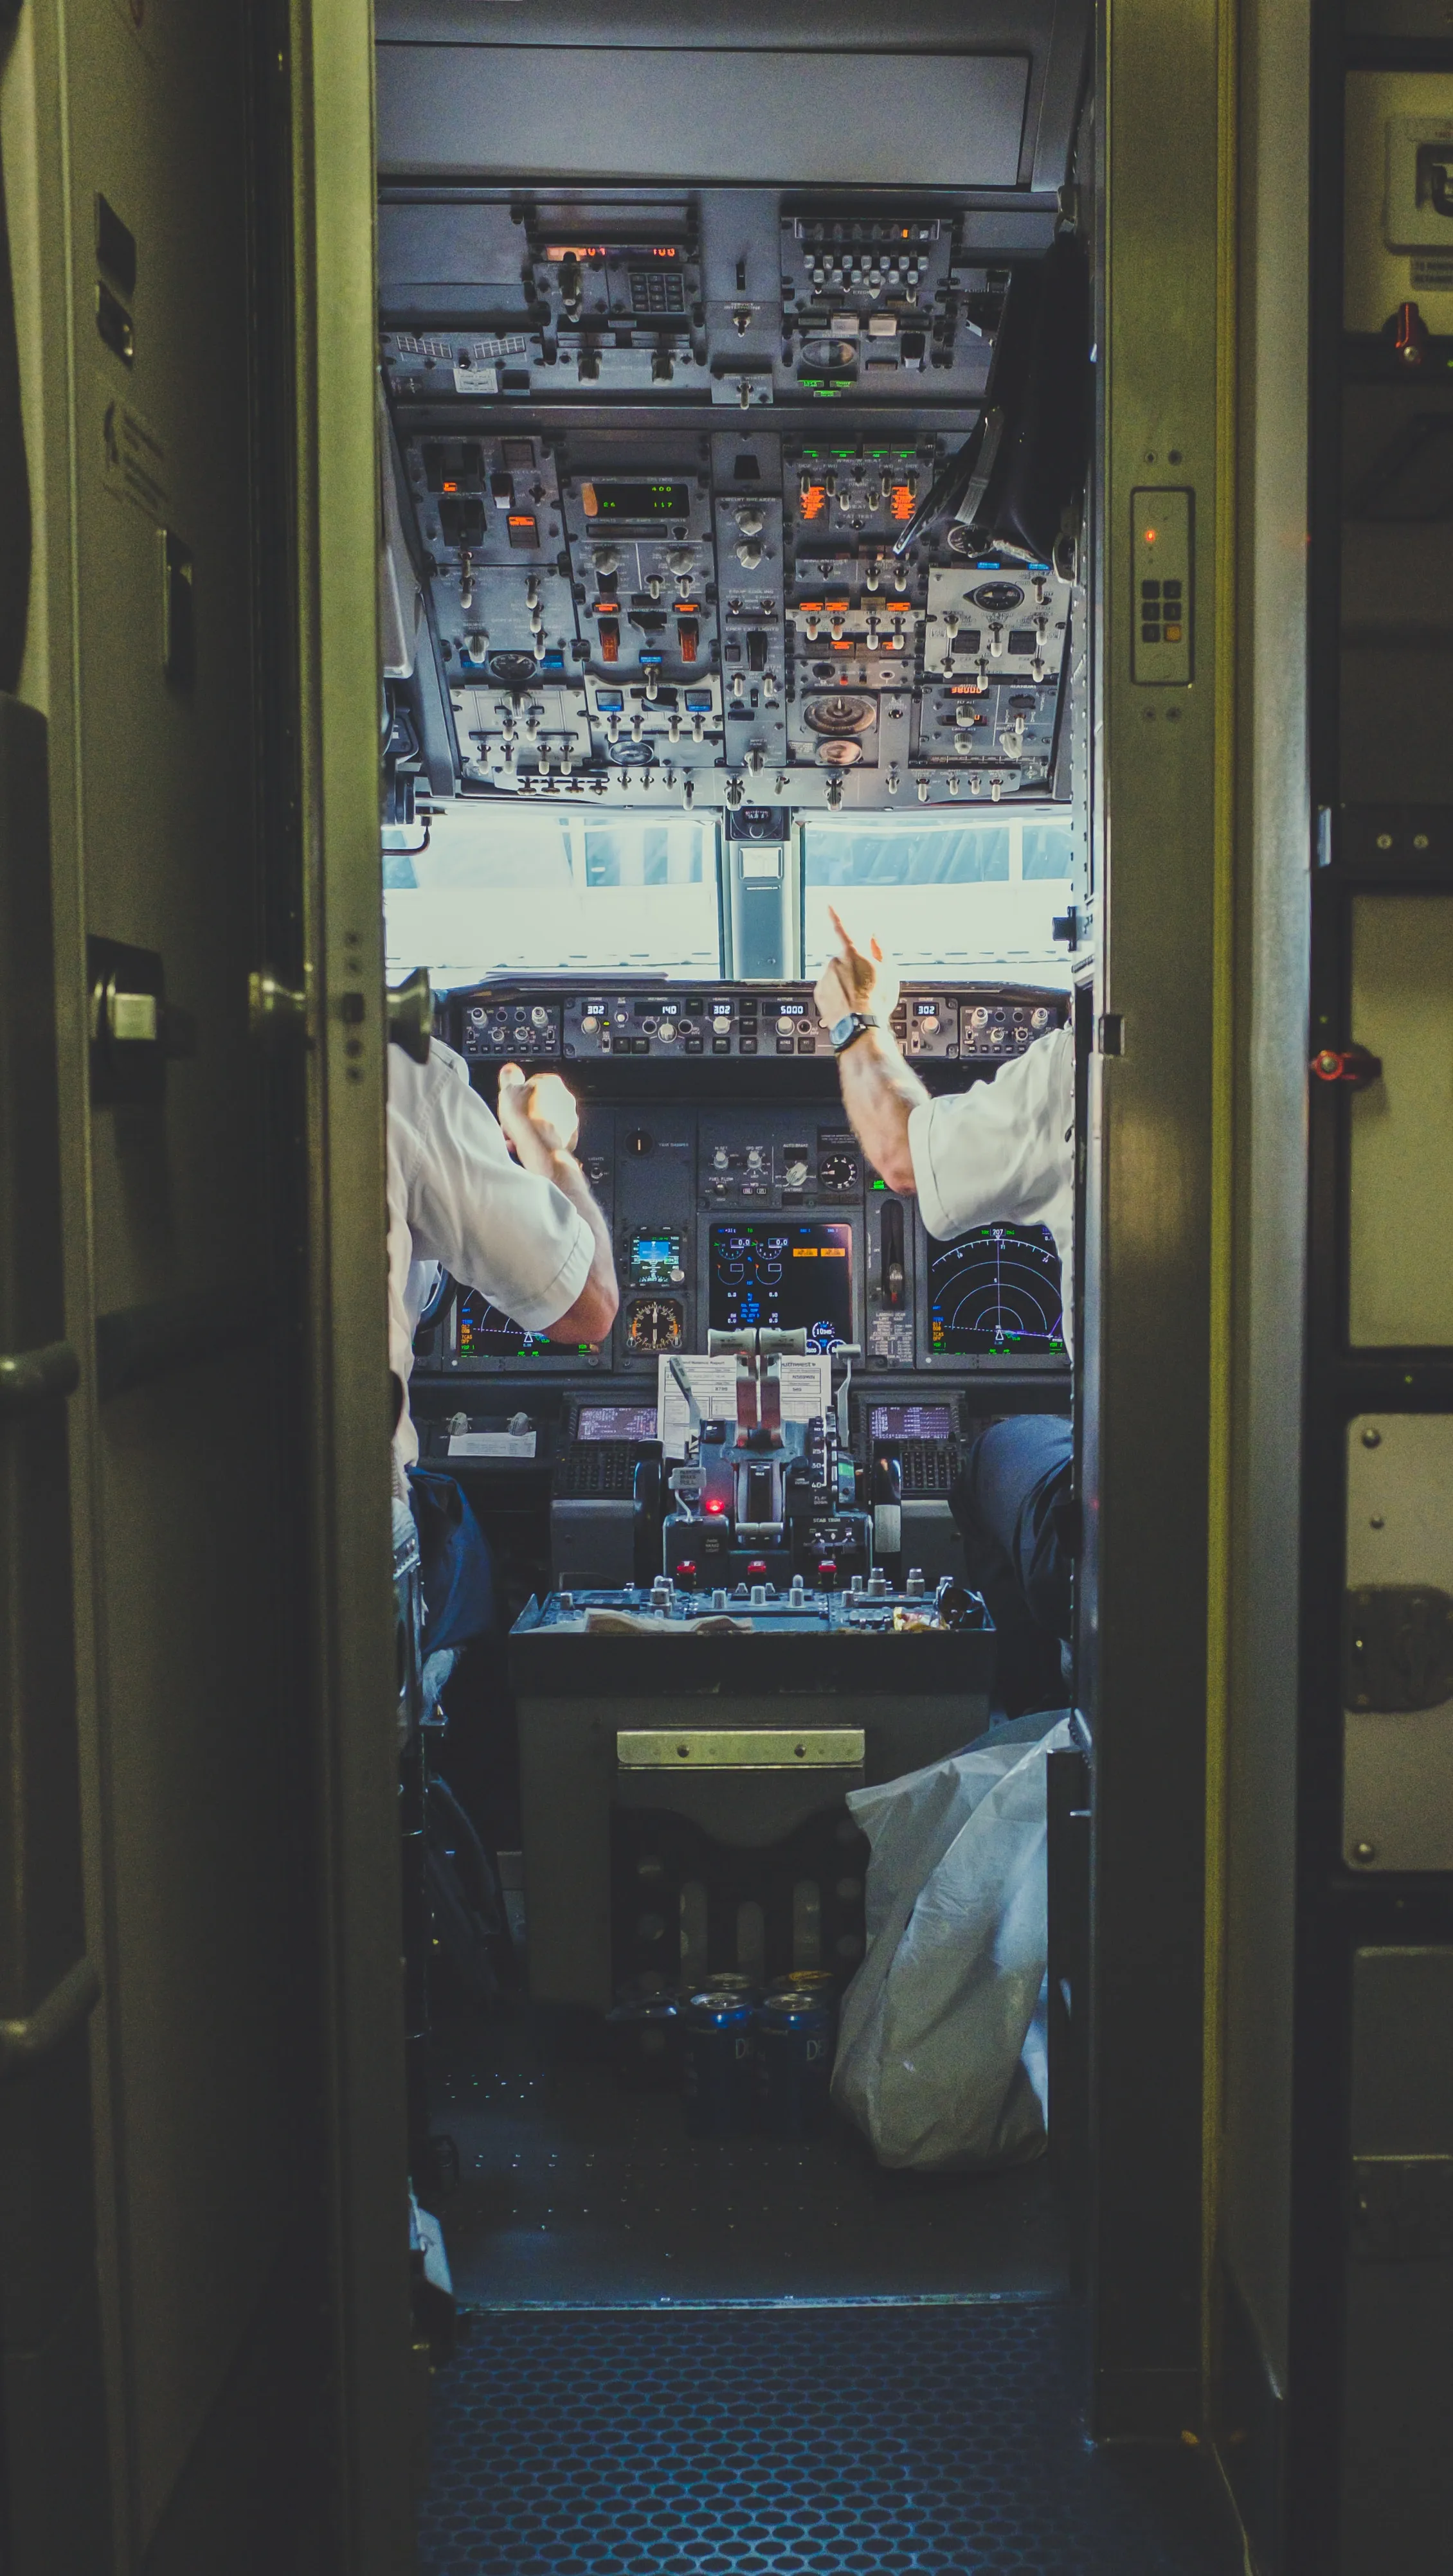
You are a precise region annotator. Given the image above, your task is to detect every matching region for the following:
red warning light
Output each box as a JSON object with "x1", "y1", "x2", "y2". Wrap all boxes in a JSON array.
[
  {"x1": 889, "y1": 484, "x2": 914, "y2": 521},
  {"x1": 800, "y1": 483, "x2": 827, "y2": 521},
  {"x1": 1144, "y1": 528, "x2": 1157, "y2": 545}
]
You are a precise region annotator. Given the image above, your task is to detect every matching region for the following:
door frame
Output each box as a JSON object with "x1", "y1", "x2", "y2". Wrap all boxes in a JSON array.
[{"x1": 288, "y1": 0, "x2": 420, "y2": 2561}]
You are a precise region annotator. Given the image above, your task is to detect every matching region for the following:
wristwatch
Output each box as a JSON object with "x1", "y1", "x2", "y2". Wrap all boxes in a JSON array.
[{"x1": 829, "y1": 1010, "x2": 879, "y2": 1055}]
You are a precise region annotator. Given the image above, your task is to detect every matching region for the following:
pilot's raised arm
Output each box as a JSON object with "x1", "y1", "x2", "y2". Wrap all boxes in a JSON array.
[
  {"x1": 813, "y1": 908, "x2": 1074, "y2": 1717},
  {"x1": 811, "y1": 906, "x2": 1074, "y2": 1308},
  {"x1": 388, "y1": 1039, "x2": 619, "y2": 1491}
]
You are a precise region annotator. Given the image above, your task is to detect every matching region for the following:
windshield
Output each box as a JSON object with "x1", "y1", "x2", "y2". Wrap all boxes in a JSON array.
[
  {"x1": 384, "y1": 805, "x2": 720, "y2": 988},
  {"x1": 384, "y1": 804, "x2": 1076, "y2": 990},
  {"x1": 801, "y1": 812, "x2": 1074, "y2": 984}
]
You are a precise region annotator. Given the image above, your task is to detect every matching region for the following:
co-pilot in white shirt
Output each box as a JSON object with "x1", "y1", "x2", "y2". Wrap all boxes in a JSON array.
[
  {"x1": 905, "y1": 1023, "x2": 1076, "y2": 1323},
  {"x1": 387, "y1": 1040, "x2": 593, "y2": 1487}
]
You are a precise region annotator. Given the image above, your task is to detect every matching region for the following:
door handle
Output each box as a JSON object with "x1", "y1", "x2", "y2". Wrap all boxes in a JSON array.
[
  {"x1": 248, "y1": 968, "x2": 311, "y2": 1045},
  {"x1": 0, "y1": 1337, "x2": 79, "y2": 1415},
  {"x1": 0, "y1": 1955, "x2": 101, "y2": 2083}
]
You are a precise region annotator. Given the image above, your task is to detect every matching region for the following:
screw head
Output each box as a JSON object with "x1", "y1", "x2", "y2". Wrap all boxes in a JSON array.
[
  {"x1": 1352, "y1": 1841, "x2": 1377, "y2": 1866},
  {"x1": 1362, "y1": 1426, "x2": 1382, "y2": 1448},
  {"x1": 1370, "y1": 1513, "x2": 1385, "y2": 1529}
]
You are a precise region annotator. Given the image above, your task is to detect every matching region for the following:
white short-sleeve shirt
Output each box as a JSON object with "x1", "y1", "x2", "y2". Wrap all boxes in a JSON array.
[
  {"x1": 906, "y1": 1023, "x2": 1076, "y2": 1322},
  {"x1": 388, "y1": 1040, "x2": 593, "y2": 1479}
]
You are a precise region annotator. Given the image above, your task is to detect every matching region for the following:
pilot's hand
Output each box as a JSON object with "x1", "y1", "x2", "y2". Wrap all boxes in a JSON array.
[
  {"x1": 813, "y1": 905, "x2": 900, "y2": 1032},
  {"x1": 497, "y1": 1063, "x2": 582, "y2": 1165}
]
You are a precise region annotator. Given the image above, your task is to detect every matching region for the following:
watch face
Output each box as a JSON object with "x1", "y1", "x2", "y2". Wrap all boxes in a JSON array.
[{"x1": 830, "y1": 1012, "x2": 857, "y2": 1049}]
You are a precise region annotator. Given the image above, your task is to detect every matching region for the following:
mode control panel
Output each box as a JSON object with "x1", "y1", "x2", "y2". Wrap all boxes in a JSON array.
[{"x1": 454, "y1": 981, "x2": 1065, "y2": 1065}]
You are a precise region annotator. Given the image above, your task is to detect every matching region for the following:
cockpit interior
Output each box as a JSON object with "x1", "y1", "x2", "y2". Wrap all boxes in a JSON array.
[
  {"x1": 377, "y1": 0, "x2": 1101, "y2": 2386},
  {"x1": 33, "y1": 0, "x2": 1431, "y2": 2566}
]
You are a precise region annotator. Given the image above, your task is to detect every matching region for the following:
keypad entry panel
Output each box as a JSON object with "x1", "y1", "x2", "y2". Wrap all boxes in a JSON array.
[{"x1": 1131, "y1": 487, "x2": 1193, "y2": 686}]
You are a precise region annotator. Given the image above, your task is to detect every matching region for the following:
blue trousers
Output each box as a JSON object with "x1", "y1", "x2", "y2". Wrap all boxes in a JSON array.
[{"x1": 950, "y1": 1415, "x2": 1074, "y2": 1711}]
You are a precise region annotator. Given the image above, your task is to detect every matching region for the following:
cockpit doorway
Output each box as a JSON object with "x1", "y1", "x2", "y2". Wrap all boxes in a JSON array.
[
  {"x1": 0, "y1": 1, "x2": 1263, "y2": 2570},
  {"x1": 364, "y1": 5, "x2": 1238, "y2": 2571}
]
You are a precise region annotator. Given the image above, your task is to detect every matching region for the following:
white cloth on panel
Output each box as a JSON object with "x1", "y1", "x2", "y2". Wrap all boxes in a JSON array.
[
  {"x1": 905, "y1": 1021, "x2": 1075, "y2": 1317},
  {"x1": 388, "y1": 1039, "x2": 593, "y2": 1485}
]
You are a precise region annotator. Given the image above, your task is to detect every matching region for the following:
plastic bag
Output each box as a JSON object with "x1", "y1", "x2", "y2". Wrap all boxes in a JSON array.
[{"x1": 831, "y1": 1713, "x2": 1075, "y2": 2172}]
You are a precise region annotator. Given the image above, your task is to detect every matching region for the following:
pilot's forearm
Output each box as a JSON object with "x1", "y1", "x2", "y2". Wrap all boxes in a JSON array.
[
  {"x1": 537, "y1": 1150, "x2": 619, "y2": 1341},
  {"x1": 835, "y1": 1028, "x2": 930, "y2": 1195}
]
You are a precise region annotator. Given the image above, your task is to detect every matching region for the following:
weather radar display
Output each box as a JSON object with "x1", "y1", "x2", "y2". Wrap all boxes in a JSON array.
[{"x1": 928, "y1": 1222, "x2": 1065, "y2": 1357}]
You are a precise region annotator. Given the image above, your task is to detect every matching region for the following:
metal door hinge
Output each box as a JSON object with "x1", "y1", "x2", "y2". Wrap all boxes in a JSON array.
[
  {"x1": 0, "y1": 1338, "x2": 79, "y2": 1415},
  {"x1": 1344, "y1": 1584, "x2": 1453, "y2": 1712},
  {"x1": 1351, "y1": 2155, "x2": 1453, "y2": 2261},
  {"x1": 0, "y1": 1956, "x2": 101, "y2": 2083}
]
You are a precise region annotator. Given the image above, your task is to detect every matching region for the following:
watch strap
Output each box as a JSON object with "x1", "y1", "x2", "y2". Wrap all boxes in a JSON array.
[{"x1": 831, "y1": 1011, "x2": 880, "y2": 1055}]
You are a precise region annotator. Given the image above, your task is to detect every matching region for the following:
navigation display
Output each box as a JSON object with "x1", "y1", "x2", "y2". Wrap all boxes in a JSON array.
[
  {"x1": 708, "y1": 1221, "x2": 853, "y2": 1352},
  {"x1": 456, "y1": 1291, "x2": 553, "y2": 1359},
  {"x1": 927, "y1": 1223, "x2": 1065, "y2": 1357},
  {"x1": 456, "y1": 1291, "x2": 597, "y2": 1361}
]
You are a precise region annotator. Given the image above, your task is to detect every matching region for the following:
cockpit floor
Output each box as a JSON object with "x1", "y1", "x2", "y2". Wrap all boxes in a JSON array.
[
  {"x1": 417, "y1": 2303, "x2": 1243, "y2": 2576},
  {"x1": 427, "y1": 2008, "x2": 1069, "y2": 2310}
]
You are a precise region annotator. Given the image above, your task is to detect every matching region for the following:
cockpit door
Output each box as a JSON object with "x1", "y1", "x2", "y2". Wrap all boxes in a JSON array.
[{"x1": 1, "y1": 0, "x2": 415, "y2": 2566}]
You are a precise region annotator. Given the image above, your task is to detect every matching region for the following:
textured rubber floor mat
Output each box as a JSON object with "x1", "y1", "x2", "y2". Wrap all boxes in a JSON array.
[{"x1": 418, "y1": 2304, "x2": 1240, "y2": 2575}]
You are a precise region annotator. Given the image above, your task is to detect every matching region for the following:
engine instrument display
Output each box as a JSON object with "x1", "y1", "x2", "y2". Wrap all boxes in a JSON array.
[
  {"x1": 927, "y1": 1224, "x2": 1065, "y2": 1357},
  {"x1": 708, "y1": 1221, "x2": 853, "y2": 1351}
]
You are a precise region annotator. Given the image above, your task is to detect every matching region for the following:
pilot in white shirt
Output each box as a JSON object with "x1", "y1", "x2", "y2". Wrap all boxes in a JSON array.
[
  {"x1": 388, "y1": 1038, "x2": 618, "y2": 1495},
  {"x1": 814, "y1": 909, "x2": 1073, "y2": 1712}
]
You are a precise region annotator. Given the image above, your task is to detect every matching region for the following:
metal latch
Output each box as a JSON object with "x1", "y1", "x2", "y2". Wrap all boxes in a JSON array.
[
  {"x1": 0, "y1": 1339, "x2": 79, "y2": 1416},
  {"x1": 1311, "y1": 1042, "x2": 1382, "y2": 1091},
  {"x1": 88, "y1": 934, "x2": 196, "y2": 1107},
  {"x1": 1351, "y1": 2156, "x2": 1453, "y2": 2261},
  {"x1": 0, "y1": 1956, "x2": 101, "y2": 2083},
  {"x1": 617, "y1": 1728, "x2": 865, "y2": 1770},
  {"x1": 1344, "y1": 1585, "x2": 1453, "y2": 1712}
]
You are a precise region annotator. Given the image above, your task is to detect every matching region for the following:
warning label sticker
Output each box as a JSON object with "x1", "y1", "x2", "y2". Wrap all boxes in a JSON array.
[{"x1": 99, "y1": 382, "x2": 168, "y2": 523}]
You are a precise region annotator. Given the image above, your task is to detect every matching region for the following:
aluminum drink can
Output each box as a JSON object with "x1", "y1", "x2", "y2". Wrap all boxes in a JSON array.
[
  {"x1": 699, "y1": 1971, "x2": 761, "y2": 2005},
  {"x1": 755, "y1": 1987, "x2": 834, "y2": 2137},
  {"x1": 681, "y1": 1990, "x2": 757, "y2": 2136},
  {"x1": 781, "y1": 1971, "x2": 838, "y2": 2014}
]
